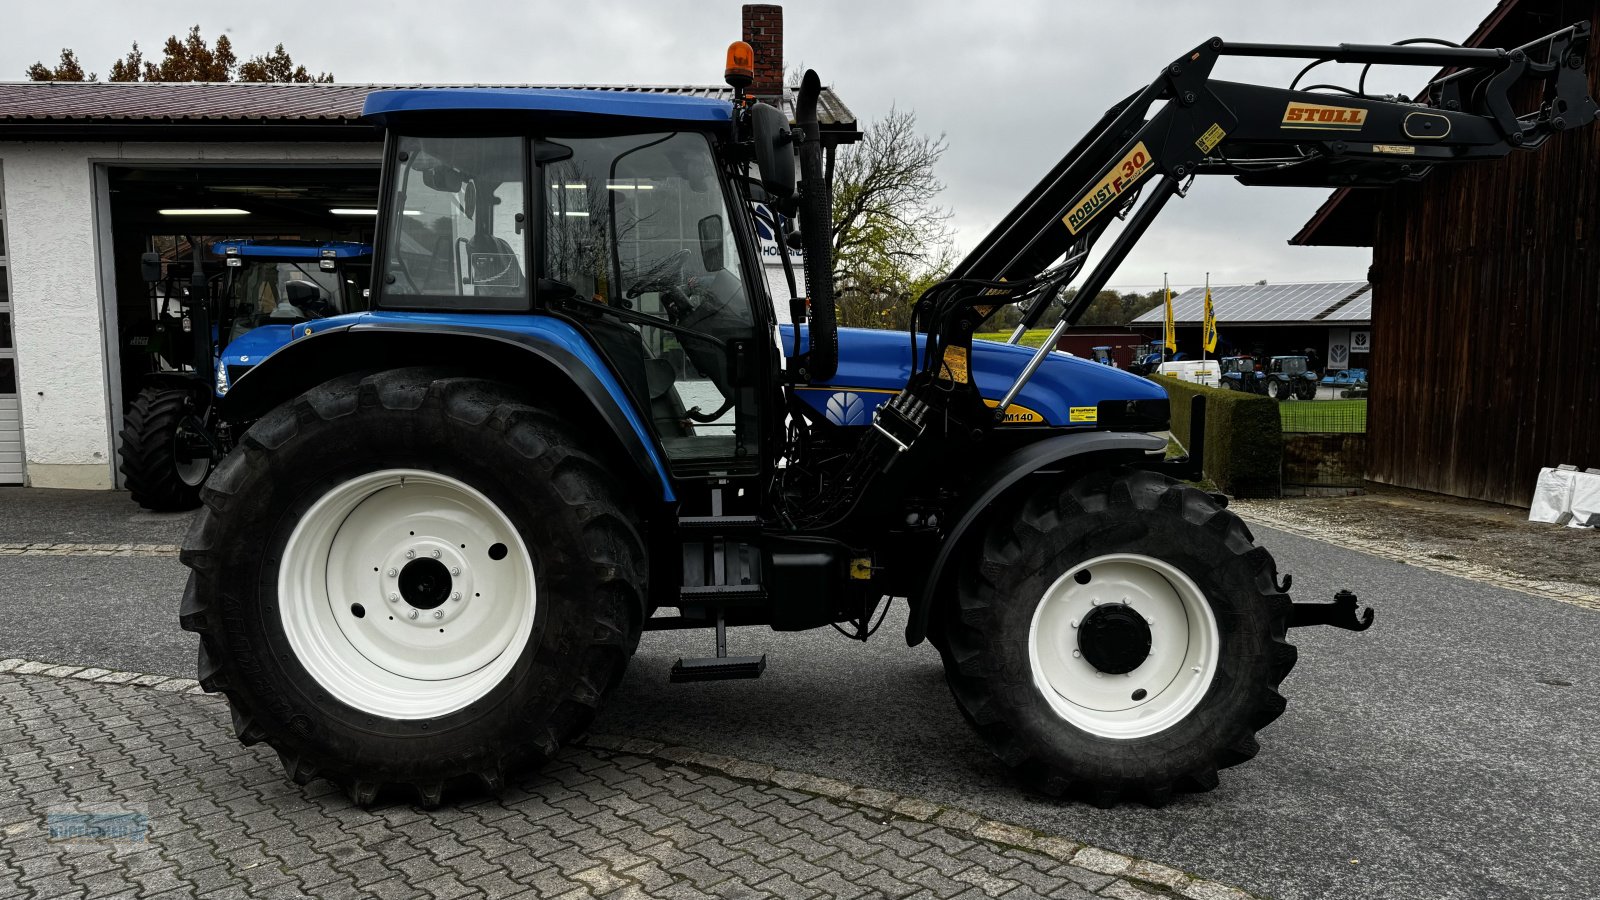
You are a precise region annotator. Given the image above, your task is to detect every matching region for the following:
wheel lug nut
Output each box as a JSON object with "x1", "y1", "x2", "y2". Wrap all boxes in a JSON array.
[
  {"x1": 409, "y1": 610, "x2": 418, "y2": 620},
  {"x1": 405, "y1": 550, "x2": 415, "y2": 559},
  {"x1": 388, "y1": 593, "x2": 399, "y2": 602},
  {"x1": 451, "y1": 567, "x2": 460, "y2": 576},
  {"x1": 1069, "y1": 618, "x2": 1078, "y2": 628},
  {"x1": 432, "y1": 550, "x2": 441, "y2": 559},
  {"x1": 1072, "y1": 649, "x2": 1081, "y2": 658},
  {"x1": 387, "y1": 568, "x2": 397, "y2": 577},
  {"x1": 433, "y1": 610, "x2": 444, "y2": 620},
  {"x1": 1091, "y1": 598, "x2": 1100, "y2": 606},
  {"x1": 451, "y1": 592, "x2": 461, "y2": 602}
]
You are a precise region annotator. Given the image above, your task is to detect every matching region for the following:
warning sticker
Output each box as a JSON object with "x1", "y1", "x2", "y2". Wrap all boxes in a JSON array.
[{"x1": 1069, "y1": 406, "x2": 1098, "y2": 423}]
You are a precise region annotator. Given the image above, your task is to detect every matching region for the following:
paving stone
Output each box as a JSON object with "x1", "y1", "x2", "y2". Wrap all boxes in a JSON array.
[{"x1": 0, "y1": 668, "x2": 1261, "y2": 900}]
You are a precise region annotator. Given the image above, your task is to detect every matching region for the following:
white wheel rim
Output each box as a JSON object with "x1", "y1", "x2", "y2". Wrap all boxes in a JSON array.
[
  {"x1": 1028, "y1": 553, "x2": 1219, "y2": 740},
  {"x1": 279, "y1": 468, "x2": 536, "y2": 720}
]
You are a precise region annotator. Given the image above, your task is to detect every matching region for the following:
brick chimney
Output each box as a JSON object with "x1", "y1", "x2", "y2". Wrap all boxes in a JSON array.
[{"x1": 741, "y1": 4, "x2": 784, "y2": 103}]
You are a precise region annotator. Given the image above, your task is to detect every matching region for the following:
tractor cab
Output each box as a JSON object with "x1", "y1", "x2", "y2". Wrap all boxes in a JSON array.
[
  {"x1": 215, "y1": 240, "x2": 373, "y2": 391},
  {"x1": 1218, "y1": 355, "x2": 1264, "y2": 393},
  {"x1": 362, "y1": 92, "x2": 772, "y2": 476}
]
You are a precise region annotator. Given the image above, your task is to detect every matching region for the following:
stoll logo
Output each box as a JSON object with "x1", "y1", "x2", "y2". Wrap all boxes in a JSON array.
[{"x1": 1282, "y1": 102, "x2": 1368, "y2": 131}]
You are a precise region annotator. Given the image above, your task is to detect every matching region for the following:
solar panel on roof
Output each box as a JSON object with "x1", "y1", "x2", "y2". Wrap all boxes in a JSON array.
[{"x1": 1132, "y1": 281, "x2": 1369, "y2": 324}]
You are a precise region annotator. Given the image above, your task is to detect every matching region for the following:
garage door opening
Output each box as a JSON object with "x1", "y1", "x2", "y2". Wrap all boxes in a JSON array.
[{"x1": 105, "y1": 163, "x2": 380, "y2": 488}]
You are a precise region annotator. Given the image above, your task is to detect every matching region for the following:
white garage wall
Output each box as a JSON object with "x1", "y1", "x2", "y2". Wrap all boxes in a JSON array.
[{"x1": 0, "y1": 140, "x2": 380, "y2": 489}]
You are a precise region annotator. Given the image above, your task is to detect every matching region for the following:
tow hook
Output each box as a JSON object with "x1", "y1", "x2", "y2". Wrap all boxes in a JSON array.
[{"x1": 1289, "y1": 590, "x2": 1376, "y2": 631}]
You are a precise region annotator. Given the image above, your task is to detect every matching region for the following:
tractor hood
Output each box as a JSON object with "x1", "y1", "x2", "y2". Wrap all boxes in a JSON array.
[
  {"x1": 780, "y1": 325, "x2": 1166, "y2": 428},
  {"x1": 217, "y1": 323, "x2": 303, "y2": 396}
]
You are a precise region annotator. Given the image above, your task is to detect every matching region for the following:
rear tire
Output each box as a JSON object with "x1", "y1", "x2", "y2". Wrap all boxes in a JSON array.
[
  {"x1": 119, "y1": 386, "x2": 213, "y2": 511},
  {"x1": 1267, "y1": 379, "x2": 1288, "y2": 402},
  {"x1": 937, "y1": 468, "x2": 1296, "y2": 807},
  {"x1": 179, "y1": 369, "x2": 647, "y2": 806}
]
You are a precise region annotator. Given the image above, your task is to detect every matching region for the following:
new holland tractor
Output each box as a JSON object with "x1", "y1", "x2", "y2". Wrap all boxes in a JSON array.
[
  {"x1": 179, "y1": 24, "x2": 1594, "y2": 807},
  {"x1": 119, "y1": 240, "x2": 371, "y2": 510},
  {"x1": 1264, "y1": 355, "x2": 1320, "y2": 401}
]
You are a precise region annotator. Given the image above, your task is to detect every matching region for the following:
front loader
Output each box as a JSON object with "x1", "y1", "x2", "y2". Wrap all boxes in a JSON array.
[{"x1": 179, "y1": 23, "x2": 1594, "y2": 808}]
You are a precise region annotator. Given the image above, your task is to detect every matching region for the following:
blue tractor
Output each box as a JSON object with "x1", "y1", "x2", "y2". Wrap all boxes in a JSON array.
[
  {"x1": 118, "y1": 240, "x2": 371, "y2": 510},
  {"x1": 179, "y1": 24, "x2": 1595, "y2": 807},
  {"x1": 1263, "y1": 355, "x2": 1320, "y2": 401},
  {"x1": 1218, "y1": 354, "x2": 1265, "y2": 393}
]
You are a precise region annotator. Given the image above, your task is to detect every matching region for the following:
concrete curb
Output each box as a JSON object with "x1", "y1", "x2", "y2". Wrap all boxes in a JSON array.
[{"x1": 0, "y1": 655, "x2": 1267, "y2": 900}]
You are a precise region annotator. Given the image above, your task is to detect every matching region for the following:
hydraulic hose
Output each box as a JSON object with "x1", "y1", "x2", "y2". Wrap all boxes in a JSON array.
[{"x1": 795, "y1": 70, "x2": 837, "y2": 382}]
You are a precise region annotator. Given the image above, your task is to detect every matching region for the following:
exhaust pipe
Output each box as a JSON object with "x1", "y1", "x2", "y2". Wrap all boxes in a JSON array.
[{"x1": 795, "y1": 70, "x2": 837, "y2": 382}]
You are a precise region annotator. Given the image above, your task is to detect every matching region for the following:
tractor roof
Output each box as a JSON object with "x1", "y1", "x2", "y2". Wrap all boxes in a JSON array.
[
  {"x1": 211, "y1": 240, "x2": 372, "y2": 260},
  {"x1": 361, "y1": 87, "x2": 732, "y2": 126}
]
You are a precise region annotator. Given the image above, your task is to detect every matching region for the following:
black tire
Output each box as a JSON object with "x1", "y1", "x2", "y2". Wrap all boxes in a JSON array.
[
  {"x1": 1222, "y1": 378, "x2": 1238, "y2": 391},
  {"x1": 1267, "y1": 379, "x2": 1287, "y2": 402},
  {"x1": 179, "y1": 369, "x2": 647, "y2": 807},
  {"x1": 119, "y1": 386, "x2": 213, "y2": 511},
  {"x1": 937, "y1": 468, "x2": 1296, "y2": 807}
]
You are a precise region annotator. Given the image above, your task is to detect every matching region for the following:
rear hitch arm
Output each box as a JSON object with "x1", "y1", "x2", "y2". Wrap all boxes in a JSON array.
[{"x1": 1289, "y1": 589, "x2": 1375, "y2": 631}]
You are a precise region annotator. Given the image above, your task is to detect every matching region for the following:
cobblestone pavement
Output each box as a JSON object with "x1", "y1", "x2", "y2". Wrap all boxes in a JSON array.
[{"x1": 0, "y1": 667, "x2": 1259, "y2": 900}]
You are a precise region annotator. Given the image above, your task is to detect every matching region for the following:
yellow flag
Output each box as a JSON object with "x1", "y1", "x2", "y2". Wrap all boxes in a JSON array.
[
  {"x1": 1162, "y1": 274, "x2": 1177, "y2": 352},
  {"x1": 1202, "y1": 280, "x2": 1218, "y2": 354}
]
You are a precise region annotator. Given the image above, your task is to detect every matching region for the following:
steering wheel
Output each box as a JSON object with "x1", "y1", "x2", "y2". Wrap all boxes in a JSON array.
[{"x1": 624, "y1": 248, "x2": 697, "y2": 321}]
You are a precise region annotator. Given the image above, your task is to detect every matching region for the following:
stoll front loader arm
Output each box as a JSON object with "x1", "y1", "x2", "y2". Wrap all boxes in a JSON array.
[
  {"x1": 796, "y1": 24, "x2": 1596, "y2": 643},
  {"x1": 930, "y1": 24, "x2": 1596, "y2": 416}
]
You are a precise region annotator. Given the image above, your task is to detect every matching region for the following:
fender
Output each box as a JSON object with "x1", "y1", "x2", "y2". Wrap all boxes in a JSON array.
[
  {"x1": 905, "y1": 429, "x2": 1168, "y2": 646},
  {"x1": 220, "y1": 319, "x2": 676, "y2": 502}
]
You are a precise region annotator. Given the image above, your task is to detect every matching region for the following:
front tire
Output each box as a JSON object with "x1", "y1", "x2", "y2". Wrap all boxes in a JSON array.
[
  {"x1": 119, "y1": 386, "x2": 214, "y2": 511},
  {"x1": 179, "y1": 369, "x2": 646, "y2": 806},
  {"x1": 938, "y1": 468, "x2": 1296, "y2": 807}
]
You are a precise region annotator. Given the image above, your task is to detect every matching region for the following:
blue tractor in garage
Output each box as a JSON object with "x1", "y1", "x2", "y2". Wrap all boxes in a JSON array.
[
  {"x1": 179, "y1": 25, "x2": 1591, "y2": 807},
  {"x1": 119, "y1": 240, "x2": 371, "y2": 510}
]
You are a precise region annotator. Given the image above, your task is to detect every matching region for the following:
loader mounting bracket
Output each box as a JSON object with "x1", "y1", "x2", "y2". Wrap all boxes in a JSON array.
[{"x1": 1289, "y1": 589, "x2": 1375, "y2": 631}]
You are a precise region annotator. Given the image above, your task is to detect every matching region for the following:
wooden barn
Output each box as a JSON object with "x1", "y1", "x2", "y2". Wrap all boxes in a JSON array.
[{"x1": 1293, "y1": 0, "x2": 1600, "y2": 507}]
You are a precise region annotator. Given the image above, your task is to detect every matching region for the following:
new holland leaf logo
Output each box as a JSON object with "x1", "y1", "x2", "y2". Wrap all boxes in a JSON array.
[
  {"x1": 1282, "y1": 102, "x2": 1368, "y2": 131},
  {"x1": 1063, "y1": 142, "x2": 1155, "y2": 235}
]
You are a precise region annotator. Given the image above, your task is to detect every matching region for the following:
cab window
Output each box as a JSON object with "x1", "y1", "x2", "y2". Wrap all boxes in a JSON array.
[
  {"x1": 381, "y1": 136, "x2": 527, "y2": 310},
  {"x1": 543, "y1": 132, "x2": 758, "y2": 464}
]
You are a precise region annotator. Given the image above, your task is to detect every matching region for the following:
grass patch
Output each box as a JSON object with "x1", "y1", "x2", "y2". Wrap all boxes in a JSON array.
[
  {"x1": 974, "y1": 329, "x2": 1056, "y2": 348},
  {"x1": 1279, "y1": 399, "x2": 1367, "y2": 433}
]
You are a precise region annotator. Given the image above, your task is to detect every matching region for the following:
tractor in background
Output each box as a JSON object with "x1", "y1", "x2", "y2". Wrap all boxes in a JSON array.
[
  {"x1": 118, "y1": 240, "x2": 371, "y2": 510},
  {"x1": 1264, "y1": 355, "x2": 1320, "y2": 401},
  {"x1": 1218, "y1": 354, "x2": 1265, "y2": 394}
]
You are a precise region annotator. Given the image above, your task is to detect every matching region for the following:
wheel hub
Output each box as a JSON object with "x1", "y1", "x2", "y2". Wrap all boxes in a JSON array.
[
  {"x1": 1027, "y1": 554, "x2": 1220, "y2": 740},
  {"x1": 277, "y1": 469, "x2": 536, "y2": 720},
  {"x1": 1077, "y1": 603, "x2": 1151, "y2": 674},
  {"x1": 398, "y1": 557, "x2": 452, "y2": 610}
]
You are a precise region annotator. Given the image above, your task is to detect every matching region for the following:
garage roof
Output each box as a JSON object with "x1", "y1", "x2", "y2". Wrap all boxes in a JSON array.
[
  {"x1": 1132, "y1": 281, "x2": 1371, "y2": 325},
  {"x1": 0, "y1": 81, "x2": 859, "y2": 142}
]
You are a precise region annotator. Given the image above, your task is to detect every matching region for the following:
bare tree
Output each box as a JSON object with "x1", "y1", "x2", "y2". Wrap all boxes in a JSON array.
[{"x1": 828, "y1": 107, "x2": 955, "y2": 328}]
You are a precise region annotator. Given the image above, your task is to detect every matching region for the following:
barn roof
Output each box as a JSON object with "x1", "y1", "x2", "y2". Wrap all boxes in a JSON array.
[{"x1": 1131, "y1": 281, "x2": 1372, "y2": 325}]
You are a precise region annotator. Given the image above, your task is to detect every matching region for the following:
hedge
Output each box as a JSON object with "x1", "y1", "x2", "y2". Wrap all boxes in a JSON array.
[{"x1": 1153, "y1": 375, "x2": 1283, "y2": 498}]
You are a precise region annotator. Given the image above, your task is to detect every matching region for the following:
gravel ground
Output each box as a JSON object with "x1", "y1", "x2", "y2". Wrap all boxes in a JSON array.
[{"x1": 1232, "y1": 483, "x2": 1600, "y2": 608}]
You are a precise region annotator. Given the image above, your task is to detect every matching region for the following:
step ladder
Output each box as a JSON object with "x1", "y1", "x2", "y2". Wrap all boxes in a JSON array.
[{"x1": 668, "y1": 489, "x2": 767, "y2": 683}]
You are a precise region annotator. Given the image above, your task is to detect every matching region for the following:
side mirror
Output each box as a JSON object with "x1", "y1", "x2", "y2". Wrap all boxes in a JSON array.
[
  {"x1": 751, "y1": 102, "x2": 796, "y2": 207},
  {"x1": 285, "y1": 280, "x2": 322, "y2": 306},
  {"x1": 140, "y1": 252, "x2": 162, "y2": 283},
  {"x1": 697, "y1": 214, "x2": 724, "y2": 273}
]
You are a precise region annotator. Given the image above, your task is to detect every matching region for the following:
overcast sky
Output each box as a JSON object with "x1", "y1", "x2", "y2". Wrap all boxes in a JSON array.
[{"x1": 2, "y1": 0, "x2": 1497, "y2": 291}]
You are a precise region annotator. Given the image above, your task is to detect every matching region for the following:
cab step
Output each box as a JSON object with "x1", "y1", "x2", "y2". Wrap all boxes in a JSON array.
[
  {"x1": 669, "y1": 610, "x2": 766, "y2": 683},
  {"x1": 669, "y1": 655, "x2": 767, "y2": 682},
  {"x1": 677, "y1": 515, "x2": 763, "y2": 534},
  {"x1": 679, "y1": 584, "x2": 767, "y2": 606}
]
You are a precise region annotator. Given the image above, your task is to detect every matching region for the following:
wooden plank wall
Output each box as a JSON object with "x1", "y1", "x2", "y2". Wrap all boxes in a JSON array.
[{"x1": 1367, "y1": 1, "x2": 1600, "y2": 506}]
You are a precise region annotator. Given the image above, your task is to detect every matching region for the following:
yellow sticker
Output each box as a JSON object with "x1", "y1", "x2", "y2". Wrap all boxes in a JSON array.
[
  {"x1": 1372, "y1": 143, "x2": 1416, "y2": 155},
  {"x1": 1196, "y1": 123, "x2": 1227, "y2": 154},
  {"x1": 1069, "y1": 406, "x2": 1099, "y2": 423},
  {"x1": 1063, "y1": 142, "x2": 1155, "y2": 235},
  {"x1": 1282, "y1": 101, "x2": 1368, "y2": 131},
  {"x1": 983, "y1": 399, "x2": 1047, "y2": 424}
]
